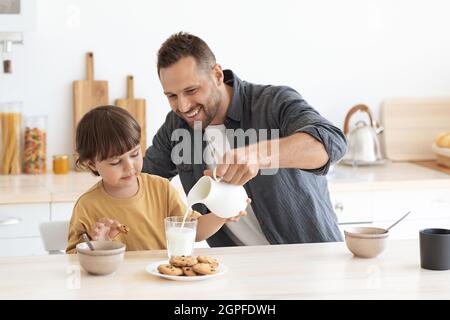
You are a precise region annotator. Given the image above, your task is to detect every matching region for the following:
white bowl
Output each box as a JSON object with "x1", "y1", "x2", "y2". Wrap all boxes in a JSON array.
[
  {"x1": 344, "y1": 227, "x2": 388, "y2": 258},
  {"x1": 76, "y1": 241, "x2": 126, "y2": 275}
]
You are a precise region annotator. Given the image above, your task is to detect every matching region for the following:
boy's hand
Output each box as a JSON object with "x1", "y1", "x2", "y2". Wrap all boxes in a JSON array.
[
  {"x1": 90, "y1": 217, "x2": 123, "y2": 241},
  {"x1": 224, "y1": 198, "x2": 251, "y2": 223}
]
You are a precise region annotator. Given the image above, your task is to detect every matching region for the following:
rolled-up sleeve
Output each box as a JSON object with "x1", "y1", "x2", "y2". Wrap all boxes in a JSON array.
[{"x1": 270, "y1": 87, "x2": 347, "y2": 175}]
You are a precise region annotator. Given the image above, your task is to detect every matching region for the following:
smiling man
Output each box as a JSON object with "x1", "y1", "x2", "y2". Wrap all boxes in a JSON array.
[
  {"x1": 143, "y1": 32, "x2": 348, "y2": 247},
  {"x1": 160, "y1": 53, "x2": 229, "y2": 129}
]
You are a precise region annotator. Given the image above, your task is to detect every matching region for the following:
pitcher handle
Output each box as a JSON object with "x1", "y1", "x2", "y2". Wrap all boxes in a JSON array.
[{"x1": 212, "y1": 167, "x2": 223, "y2": 182}]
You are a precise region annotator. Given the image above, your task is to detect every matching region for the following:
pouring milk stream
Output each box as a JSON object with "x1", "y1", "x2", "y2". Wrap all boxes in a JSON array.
[{"x1": 166, "y1": 140, "x2": 248, "y2": 256}]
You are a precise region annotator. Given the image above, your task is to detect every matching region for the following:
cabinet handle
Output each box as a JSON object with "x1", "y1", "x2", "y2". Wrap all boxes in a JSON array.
[
  {"x1": 334, "y1": 202, "x2": 344, "y2": 213},
  {"x1": 0, "y1": 217, "x2": 22, "y2": 226}
]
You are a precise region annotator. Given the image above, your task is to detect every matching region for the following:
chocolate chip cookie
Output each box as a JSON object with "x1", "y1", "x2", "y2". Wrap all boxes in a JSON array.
[
  {"x1": 169, "y1": 255, "x2": 198, "y2": 267},
  {"x1": 157, "y1": 264, "x2": 183, "y2": 276},
  {"x1": 192, "y1": 263, "x2": 218, "y2": 275},
  {"x1": 182, "y1": 266, "x2": 198, "y2": 277},
  {"x1": 197, "y1": 255, "x2": 219, "y2": 267}
]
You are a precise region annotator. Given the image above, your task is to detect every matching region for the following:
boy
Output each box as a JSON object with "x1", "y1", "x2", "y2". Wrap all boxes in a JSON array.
[{"x1": 66, "y1": 106, "x2": 246, "y2": 253}]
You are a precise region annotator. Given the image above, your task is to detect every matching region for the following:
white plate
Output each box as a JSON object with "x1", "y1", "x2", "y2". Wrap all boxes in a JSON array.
[
  {"x1": 146, "y1": 260, "x2": 228, "y2": 281},
  {"x1": 432, "y1": 143, "x2": 450, "y2": 157}
]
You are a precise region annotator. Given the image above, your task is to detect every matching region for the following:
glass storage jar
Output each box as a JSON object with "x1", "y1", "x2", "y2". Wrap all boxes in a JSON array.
[
  {"x1": 53, "y1": 154, "x2": 69, "y2": 174},
  {"x1": 23, "y1": 115, "x2": 47, "y2": 174},
  {"x1": 0, "y1": 102, "x2": 22, "y2": 174}
]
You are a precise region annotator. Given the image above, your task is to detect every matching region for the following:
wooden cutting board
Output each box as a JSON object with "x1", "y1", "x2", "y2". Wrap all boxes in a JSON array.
[
  {"x1": 381, "y1": 98, "x2": 450, "y2": 161},
  {"x1": 73, "y1": 52, "x2": 109, "y2": 138},
  {"x1": 411, "y1": 160, "x2": 450, "y2": 175},
  {"x1": 115, "y1": 75, "x2": 147, "y2": 154}
]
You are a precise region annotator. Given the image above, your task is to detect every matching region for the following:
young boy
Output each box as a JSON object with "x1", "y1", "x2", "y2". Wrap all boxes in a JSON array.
[{"x1": 66, "y1": 106, "x2": 246, "y2": 253}]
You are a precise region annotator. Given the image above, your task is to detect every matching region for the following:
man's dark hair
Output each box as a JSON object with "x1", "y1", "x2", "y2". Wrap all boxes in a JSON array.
[
  {"x1": 75, "y1": 105, "x2": 141, "y2": 176},
  {"x1": 157, "y1": 32, "x2": 216, "y2": 76}
]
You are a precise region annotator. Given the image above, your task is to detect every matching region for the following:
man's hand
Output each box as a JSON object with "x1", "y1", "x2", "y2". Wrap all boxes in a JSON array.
[{"x1": 204, "y1": 145, "x2": 260, "y2": 185}]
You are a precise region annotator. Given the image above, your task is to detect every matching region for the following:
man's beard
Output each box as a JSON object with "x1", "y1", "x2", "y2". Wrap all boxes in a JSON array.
[
  {"x1": 192, "y1": 92, "x2": 222, "y2": 129},
  {"x1": 199, "y1": 106, "x2": 215, "y2": 128}
]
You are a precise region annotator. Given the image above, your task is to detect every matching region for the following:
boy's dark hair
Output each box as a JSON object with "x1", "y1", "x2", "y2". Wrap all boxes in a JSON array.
[
  {"x1": 157, "y1": 31, "x2": 216, "y2": 76},
  {"x1": 75, "y1": 105, "x2": 141, "y2": 176}
]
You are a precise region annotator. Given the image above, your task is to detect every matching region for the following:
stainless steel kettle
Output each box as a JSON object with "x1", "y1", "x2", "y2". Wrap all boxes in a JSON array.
[{"x1": 342, "y1": 104, "x2": 385, "y2": 165}]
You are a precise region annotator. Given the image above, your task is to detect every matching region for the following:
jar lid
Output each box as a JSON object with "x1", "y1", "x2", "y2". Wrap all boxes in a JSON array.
[{"x1": 53, "y1": 154, "x2": 69, "y2": 159}]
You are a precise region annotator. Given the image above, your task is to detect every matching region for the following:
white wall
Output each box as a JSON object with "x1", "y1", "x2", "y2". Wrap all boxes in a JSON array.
[{"x1": 1, "y1": 0, "x2": 450, "y2": 169}]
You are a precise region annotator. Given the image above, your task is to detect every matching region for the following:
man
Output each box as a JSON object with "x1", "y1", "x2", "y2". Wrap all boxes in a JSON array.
[{"x1": 143, "y1": 32, "x2": 347, "y2": 247}]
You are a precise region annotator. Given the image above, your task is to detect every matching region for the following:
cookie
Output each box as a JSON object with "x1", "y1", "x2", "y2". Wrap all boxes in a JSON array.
[
  {"x1": 169, "y1": 255, "x2": 198, "y2": 267},
  {"x1": 157, "y1": 264, "x2": 183, "y2": 276},
  {"x1": 117, "y1": 224, "x2": 130, "y2": 234},
  {"x1": 182, "y1": 266, "x2": 198, "y2": 277},
  {"x1": 193, "y1": 263, "x2": 218, "y2": 275},
  {"x1": 197, "y1": 256, "x2": 219, "y2": 267},
  {"x1": 111, "y1": 221, "x2": 130, "y2": 234}
]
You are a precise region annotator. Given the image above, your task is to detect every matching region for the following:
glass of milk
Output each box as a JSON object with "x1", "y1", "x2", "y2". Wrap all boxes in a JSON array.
[{"x1": 164, "y1": 216, "x2": 197, "y2": 258}]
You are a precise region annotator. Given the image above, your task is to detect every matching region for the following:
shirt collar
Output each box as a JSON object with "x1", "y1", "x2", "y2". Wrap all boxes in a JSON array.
[{"x1": 223, "y1": 69, "x2": 243, "y2": 122}]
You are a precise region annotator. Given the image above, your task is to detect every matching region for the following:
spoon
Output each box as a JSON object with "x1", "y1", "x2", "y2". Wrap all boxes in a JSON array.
[
  {"x1": 82, "y1": 233, "x2": 95, "y2": 251},
  {"x1": 385, "y1": 211, "x2": 411, "y2": 232}
]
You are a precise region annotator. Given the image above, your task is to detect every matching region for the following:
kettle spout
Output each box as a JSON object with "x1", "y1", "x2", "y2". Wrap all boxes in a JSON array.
[{"x1": 373, "y1": 121, "x2": 384, "y2": 135}]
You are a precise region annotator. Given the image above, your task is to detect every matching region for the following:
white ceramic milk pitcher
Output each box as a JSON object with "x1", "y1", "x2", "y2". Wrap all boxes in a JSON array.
[{"x1": 187, "y1": 168, "x2": 249, "y2": 219}]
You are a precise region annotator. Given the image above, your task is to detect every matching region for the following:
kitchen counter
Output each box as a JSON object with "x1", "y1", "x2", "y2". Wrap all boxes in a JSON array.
[
  {"x1": 0, "y1": 239, "x2": 449, "y2": 299},
  {"x1": 327, "y1": 161, "x2": 450, "y2": 192},
  {"x1": 1, "y1": 162, "x2": 450, "y2": 205},
  {"x1": 0, "y1": 171, "x2": 100, "y2": 204}
]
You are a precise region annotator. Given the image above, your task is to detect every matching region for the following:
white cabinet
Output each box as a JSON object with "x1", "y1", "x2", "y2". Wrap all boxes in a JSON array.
[
  {"x1": 0, "y1": 203, "x2": 50, "y2": 256},
  {"x1": 0, "y1": 202, "x2": 75, "y2": 257},
  {"x1": 330, "y1": 192, "x2": 373, "y2": 224},
  {"x1": 51, "y1": 202, "x2": 75, "y2": 221},
  {"x1": 331, "y1": 188, "x2": 450, "y2": 239},
  {"x1": 0, "y1": 203, "x2": 50, "y2": 238},
  {"x1": 0, "y1": 237, "x2": 45, "y2": 257},
  {"x1": 371, "y1": 189, "x2": 450, "y2": 221}
]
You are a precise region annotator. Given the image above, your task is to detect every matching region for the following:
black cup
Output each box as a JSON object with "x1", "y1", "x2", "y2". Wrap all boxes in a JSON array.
[{"x1": 419, "y1": 228, "x2": 450, "y2": 271}]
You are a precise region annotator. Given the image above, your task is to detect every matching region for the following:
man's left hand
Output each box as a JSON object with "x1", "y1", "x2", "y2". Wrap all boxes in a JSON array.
[{"x1": 224, "y1": 198, "x2": 251, "y2": 222}]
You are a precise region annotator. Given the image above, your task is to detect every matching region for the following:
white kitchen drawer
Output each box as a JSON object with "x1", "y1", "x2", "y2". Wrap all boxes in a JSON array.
[
  {"x1": 370, "y1": 189, "x2": 450, "y2": 222},
  {"x1": 0, "y1": 237, "x2": 46, "y2": 257},
  {"x1": 424, "y1": 189, "x2": 450, "y2": 220},
  {"x1": 51, "y1": 202, "x2": 75, "y2": 221},
  {"x1": 0, "y1": 203, "x2": 50, "y2": 238},
  {"x1": 330, "y1": 192, "x2": 373, "y2": 224},
  {"x1": 369, "y1": 190, "x2": 422, "y2": 221}
]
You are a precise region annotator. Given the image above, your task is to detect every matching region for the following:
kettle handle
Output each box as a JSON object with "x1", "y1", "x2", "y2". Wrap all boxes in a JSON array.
[{"x1": 343, "y1": 104, "x2": 375, "y2": 135}]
